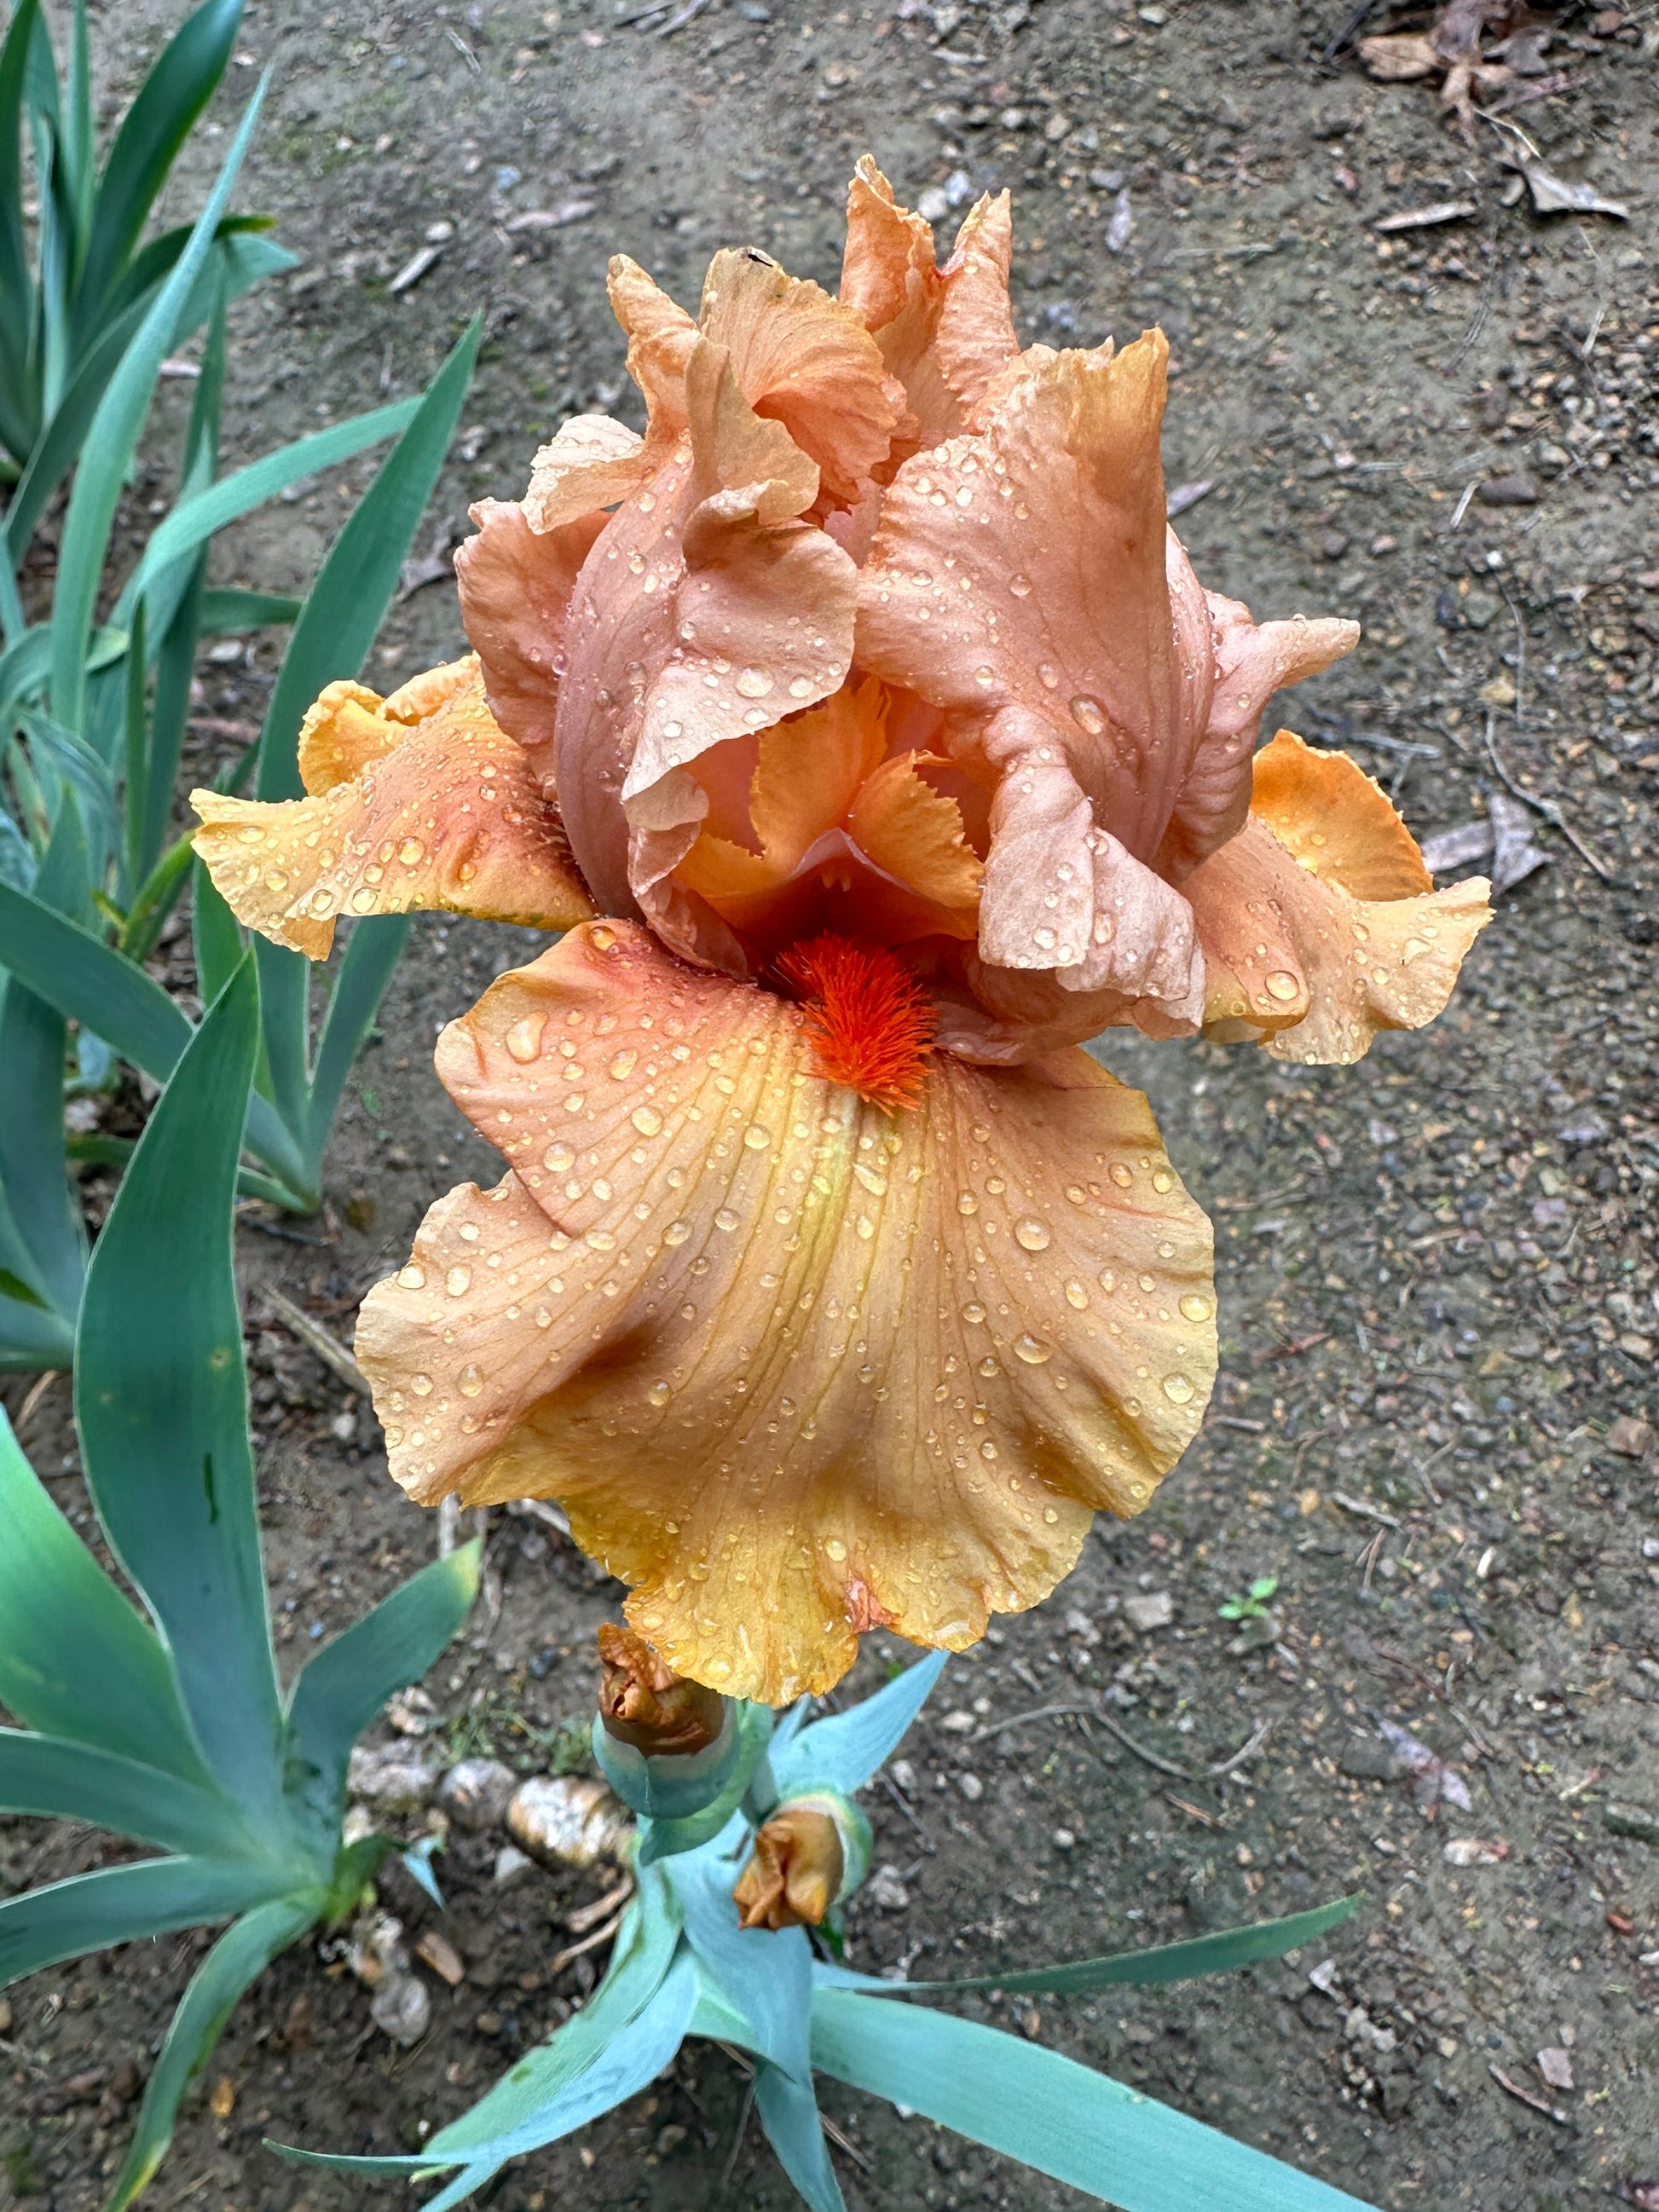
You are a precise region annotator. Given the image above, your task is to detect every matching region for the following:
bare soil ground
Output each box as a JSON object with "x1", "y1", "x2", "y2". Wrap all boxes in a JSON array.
[{"x1": 3, "y1": 1, "x2": 1658, "y2": 2207}]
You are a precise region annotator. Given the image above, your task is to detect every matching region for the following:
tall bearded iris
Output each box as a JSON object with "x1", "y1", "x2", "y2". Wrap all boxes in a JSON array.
[{"x1": 194, "y1": 161, "x2": 1489, "y2": 1704}]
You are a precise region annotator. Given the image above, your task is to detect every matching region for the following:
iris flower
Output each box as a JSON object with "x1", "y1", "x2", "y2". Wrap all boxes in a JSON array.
[{"x1": 194, "y1": 162, "x2": 1489, "y2": 1704}]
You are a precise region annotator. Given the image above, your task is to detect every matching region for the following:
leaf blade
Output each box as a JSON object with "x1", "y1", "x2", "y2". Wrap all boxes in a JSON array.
[
  {"x1": 0, "y1": 1730, "x2": 247, "y2": 1857},
  {"x1": 0, "y1": 1855, "x2": 279, "y2": 1990},
  {"x1": 810, "y1": 1990, "x2": 1383, "y2": 2212},
  {"x1": 104, "y1": 1887, "x2": 322, "y2": 2212},
  {"x1": 75, "y1": 958, "x2": 286, "y2": 1825}
]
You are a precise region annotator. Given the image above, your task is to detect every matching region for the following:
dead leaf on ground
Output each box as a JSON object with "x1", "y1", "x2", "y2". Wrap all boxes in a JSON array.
[
  {"x1": 1516, "y1": 158, "x2": 1630, "y2": 219},
  {"x1": 1377, "y1": 1718, "x2": 1473, "y2": 1812},
  {"x1": 1442, "y1": 1835, "x2": 1510, "y2": 1865},
  {"x1": 1356, "y1": 2, "x2": 1600, "y2": 137}
]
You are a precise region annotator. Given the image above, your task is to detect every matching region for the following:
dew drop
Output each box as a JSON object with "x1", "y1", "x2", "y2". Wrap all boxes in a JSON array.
[
  {"x1": 505, "y1": 1014, "x2": 546, "y2": 1063},
  {"x1": 735, "y1": 666, "x2": 774, "y2": 699},
  {"x1": 1179, "y1": 1292, "x2": 1214, "y2": 1323},
  {"x1": 1264, "y1": 969, "x2": 1301, "y2": 1003},
  {"x1": 1038, "y1": 661, "x2": 1061, "y2": 690},
  {"x1": 961, "y1": 1301, "x2": 986, "y2": 1325},
  {"x1": 397, "y1": 837, "x2": 425, "y2": 866},
  {"x1": 459, "y1": 1363, "x2": 483, "y2": 1398},
  {"x1": 397, "y1": 1263, "x2": 426, "y2": 1291},
  {"x1": 1109, "y1": 1163, "x2": 1133, "y2": 1188},
  {"x1": 411, "y1": 1372, "x2": 434, "y2": 1396},
  {"x1": 1012, "y1": 1332, "x2": 1054, "y2": 1365},
  {"x1": 714, "y1": 1207, "x2": 739, "y2": 1233},
  {"x1": 1162, "y1": 1372, "x2": 1195, "y2": 1404},
  {"x1": 957, "y1": 1192, "x2": 979, "y2": 1216},
  {"x1": 663, "y1": 1219, "x2": 691, "y2": 1245},
  {"x1": 1151, "y1": 1168, "x2": 1174, "y2": 1193},
  {"x1": 608, "y1": 1049, "x2": 638, "y2": 1081},
  {"x1": 445, "y1": 1265, "x2": 471, "y2": 1297},
  {"x1": 632, "y1": 1106, "x2": 663, "y2": 1136},
  {"x1": 743, "y1": 1124, "x2": 772, "y2": 1151},
  {"x1": 544, "y1": 1141, "x2": 575, "y2": 1173},
  {"x1": 1013, "y1": 1216, "x2": 1051, "y2": 1252},
  {"x1": 1009, "y1": 572, "x2": 1032, "y2": 598},
  {"x1": 1069, "y1": 694, "x2": 1107, "y2": 738},
  {"x1": 1064, "y1": 1279, "x2": 1090, "y2": 1310},
  {"x1": 647, "y1": 1381, "x2": 672, "y2": 1407}
]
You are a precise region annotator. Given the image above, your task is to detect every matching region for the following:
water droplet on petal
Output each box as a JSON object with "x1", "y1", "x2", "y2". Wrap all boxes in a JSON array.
[
  {"x1": 663, "y1": 1219, "x2": 691, "y2": 1245},
  {"x1": 1013, "y1": 1333, "x2": 1053, "y2": 1365},
  {"x1": 714, "y1": 1207, "x2": 739, "y2": 1233},
  {"x1": 1069, "y1": 695, "x2": 1107, "y2": 738},
  {"x1": 397, "y1": 1263, "x2": 426, "y2": 1291},
  {"x1": 1163, "y1": 1372, "x2": 1195, "y2": 1404},
  {"x1": 632, "y1": 1106, "x2": 663, "y2": 1136},
  {"x1": 544, "y1": 1141, "x2": 575, "y2": 1173},
  {"x1": 459, "y1": 1363, "x2": 483, "y2": 1398},
  {"x1": 1179, "y1": 1292, "x2": 1214, "y2": 1323},
  {"x1": 735, "y1": 666, "x2": 774, "y2": 699},
  {"x1": 1264, "y1": 970, "x2": 1301, "y2": 1003},
  {"x1": 608, "y1": 1049, "x2": 638, "y2": 1080},
  {"x1": 411, "y1": 1372, "x2": 434, "y2": 1396},
  {"x1": 1009, "y1": 572, "x2": 1032, "y2": 598},
  {"x1": 1013, "y1": 1216, "x2": 1051, "y2": 1252},
  {"x1": 961, "y1": 1301, "x2": 986, "y2": 1325},
  {"x1": 445, "y1": 1265, "x2": 471, "y2": 1297},
  {"x1": 506, "y1": 1014, "x2": 546, "y2": 1063}
]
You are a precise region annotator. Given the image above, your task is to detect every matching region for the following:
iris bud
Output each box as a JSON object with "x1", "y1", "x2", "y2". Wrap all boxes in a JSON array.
[{"x1": 598, "y1": 1623, "x2": 725, "y2": 1758}]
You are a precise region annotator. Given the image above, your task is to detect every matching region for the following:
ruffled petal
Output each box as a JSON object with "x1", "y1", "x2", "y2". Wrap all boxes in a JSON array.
[
  {"x1": 522, "y1": 413, "x2": 650, "y2": 534},
  {"x1": 296, "y1": 660, "x2": 481, "y2": 794},
  {"x1": 1186, "y1": 733, "x2": 1491, "y2": 1063},
  {"x1": 1249, "y1": 728, "x2": 1432, "y2": 898},
  {"x1": 847, "y1": 754, "x2": 981, "y2": 927},
  {"x1": 456, "y1": 499, "x2": 609, "y2": 772},
  {"x1": 1155, "y1": 592, "x2": 1360, "y2": 880},
  {"x1": 859, "y1": 333, "x2": 1188, "y2": 870},
  {"x1": 838, "y1": 159, "x2": 1018, "y2": 456},
  {"x1": 972, "y1": 703, "x2": 1205, "y2": 1027},
  {"x1": 609, "y1": 254, "x2": 699, "y2": 434},
  {"x1": 699, "y1": 247, "x2": 904, "y2": 508},
  {"x1": 933, "y1": 191, "x2": 1020, "y2": 430},
  {"x1": 191, "y1": 672, "x2": 593, "y2": 958},
  {"x1": 356, "y1": 919, "x2": 1216, "y2": 1702}
]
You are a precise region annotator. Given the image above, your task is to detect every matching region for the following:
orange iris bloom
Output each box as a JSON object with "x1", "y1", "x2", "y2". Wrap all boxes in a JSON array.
[{"x1": 194, "y1": 161, "x2": 1489, "y2": 1703}]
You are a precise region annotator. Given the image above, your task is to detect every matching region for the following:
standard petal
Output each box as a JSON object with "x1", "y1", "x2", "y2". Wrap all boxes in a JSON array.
[
  {"x1": 191, "y1": 673, "x2": 593, "y2": 958},
  {"x1": 1185, "y1": 733, "x2": 1491, "y2": 1063},
  {"x1": 522, "y1": 413, "x2": 650, "y2": 534},
  {"x1": 1157, "y1": 592, "x2": 1360, "y2": 880},
  {"x1": 699, "y1": 248, "x2": 903, "y2": 508},
  {"x1": 356, "y1": 919, "x2": 1216, "y2": 1702},
  {"x1": 610, "y1": 254, "x2": 699, "y2": 433},
  {"x1": 973, "y1": 703, "x2": 1204, "y2": 1025},
  {"x1": 456, "y1": 499, "x2": 609, "y2": 772},
  {"x1": 933, "y1": 191, "x2": 1020, "y2": 429},
  {"x1": 859, "y1": 333, "x2": 1188, "y2": 869}
]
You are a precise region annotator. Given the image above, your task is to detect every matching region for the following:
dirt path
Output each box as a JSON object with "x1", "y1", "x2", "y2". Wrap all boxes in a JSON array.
[{"x1": 3, "y1": 3, "x2": 1656, "y2": 2207}]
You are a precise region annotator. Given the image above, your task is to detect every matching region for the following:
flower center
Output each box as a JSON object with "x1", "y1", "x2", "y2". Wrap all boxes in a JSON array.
[{"x1": 776, "y1": 935, "x2": 937, "y2": 1112}]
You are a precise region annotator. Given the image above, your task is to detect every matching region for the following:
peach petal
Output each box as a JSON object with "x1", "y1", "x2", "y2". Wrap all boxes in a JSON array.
[
  {"x1": 1186, "y1": 736, "x2": 1491, "y2": 1063},
  {"x1": 357, "y1": 919, "x2": 1216, "y2": 1702},
  {"x1": 190, "y1": 673, "x2": 593, "y2": 958},
  {"x1": 699, "y1": 247, "x2": 903, "y2": 508},
  {"x1": 296, "y1": 680, "x2": 408, "y2": 797},
  {"x1": 847, "y1": 753, "x2": 982, "y2": 925},
  {"x1": 859, "y1": 333, "x2": 1187, "y2": 869},
  {"x1": 1157, "y1": 595, "x2": 1361, "y2": 880},
  {"x1": 974, "y1": 705, "x2": 1204, "y2": 1024},
  {"x1": 550, "y1": 442, "x2": 699, "y2": 921},
  {"x1": 456, "y1": 500, "x2": 609, "y2": 775},
  {"x1": 609, "y1": 254, "x2": 699, "y2": 433},
  {"x1": 523, "y1": 413, "x2": 650, "y2": 534},
  {"x1": 1249, "y1": 729, "x2": 1431, "y2": 898},
  {"x1": 934, "y1": 193, "x2": 1021, "y2": 429}
]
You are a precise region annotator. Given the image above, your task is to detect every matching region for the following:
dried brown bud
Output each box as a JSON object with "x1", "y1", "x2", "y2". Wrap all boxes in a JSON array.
[
  {"x1": 597, "y1": 1623, "x2": 725, "y2": 1757},
  {"x1": 732, "y1": 1806, "x2": 845, "y2": 1932}
]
